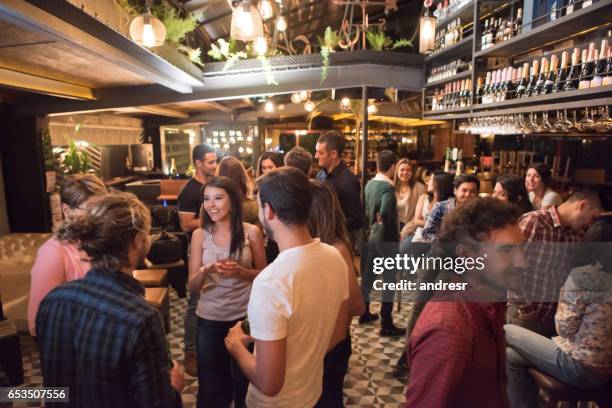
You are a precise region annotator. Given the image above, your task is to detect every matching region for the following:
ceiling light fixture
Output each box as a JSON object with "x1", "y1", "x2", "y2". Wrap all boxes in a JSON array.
[
  {"x1": 419, "y1": 0, "x2": 436, "y2": 55},
  {"x1": 367, "y1": 104, "x2": 378, "y2": 114},
  {"x1": 340, "y1": 97, "x2": 351, "y2": 111},
  {"x1": 258, "y1": 0, "x2": 274, "y2": 20},
  {"x1": 129, "y1": 1, "x2": 166, "y2": 48},
  {"x1": 291, "y1": 93, "x2": 302, "y2": 104},
  {"x1": 265, "y1": 100, "x2": 275, "y2": 112},
  {"x1": 276, "y1": 16, "x2": 287, "y2": 32},
  {"x1": 304, "y1": 100, "x2": 315, "y2": 112},
  {"x1": 230, "y1": 0, "x2": 264, "y2": 41}
]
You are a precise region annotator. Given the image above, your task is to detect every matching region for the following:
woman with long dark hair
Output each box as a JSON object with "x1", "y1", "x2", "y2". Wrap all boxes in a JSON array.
[
  {"x1": 256, "y1": 151, "x2": 283, "y2": 178},
  {"x1": 493, "y1": 174, "x2": 533, "y2": 213},
  {"x1": 411, "y1": 171, "x2": 454, "y2": 243},
  {"x1": 525, "y1": 163, "x2": 562, "y2": 210},
  {"x1": 216, "y1": 156, "x2": 259, "y2": 225},
  {"x1": 308, "y1": 180, "x2": 365, "y2": 407},
  {"x1": 189, "y1": 176, "x2": 266, "y2": 408}
]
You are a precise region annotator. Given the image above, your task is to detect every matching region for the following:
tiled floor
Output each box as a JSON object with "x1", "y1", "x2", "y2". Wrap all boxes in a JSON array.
[{"x1": 4, "y1": 291, "x2": 410, "y2": 407}]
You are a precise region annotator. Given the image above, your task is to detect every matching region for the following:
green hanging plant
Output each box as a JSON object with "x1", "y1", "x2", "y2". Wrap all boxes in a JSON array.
[
  {"x1": 365, "y1": 28, "x2": 392, "y2": 51},
  {"x1": 392, "y1": 38, "x2": 413, "y2": 49},
  {"x1": 178, "y1": 45, "x2": 204, "y2": 66},
  {"x1": 208, "y1": 38, "x2": 248, "y2": 71},
  {"x1": 62, "y1": 140, "x2": 91, "y2": 175},
  {"x1": 151, "y1": 2, "x2": 197, "y2": 45},
  {"x1": 318, "y1": 27, "x2": 339, "y2": 84},
  {"x1": 257, "y1": 55, "x2": 278, "y2": 85}
]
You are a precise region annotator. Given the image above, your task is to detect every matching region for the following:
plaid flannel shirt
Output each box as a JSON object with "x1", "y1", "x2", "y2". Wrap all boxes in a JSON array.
[{"x1": 419, "y1": 198, "x2": 456, "y2": 243}]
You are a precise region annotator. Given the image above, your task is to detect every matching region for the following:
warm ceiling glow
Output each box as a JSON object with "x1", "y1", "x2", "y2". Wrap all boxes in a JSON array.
[
  {"x1": 340, "y1": 97, "x2": 351, "y2": 110},
  {"x1": 265, "y1": 100, "x2": 275, "y2": 112},
  {"x1": 291, "y1": 93, "x2": 302, "y2": 104},
  {"x1": 419, "y1": 14, "x2": 437, "y2": 54},
  {"x1": 367, "y1": 104, "x2": 378, "y2": 114},
  {"x1": 258, "y1": 0, "x2": 274, "y2": 20},
  {"x1": 129, "y1": 6, "x2": 166, "y2": 48},
  {"x1": 304, "y1": 100, "x2": 315, "y2": 112},
  {"x1": 231, "y1": 2, "x2": 264, "y2": 41},
  {"x1": 276, "y1": 16, "x2": 287, "y2": 32}
]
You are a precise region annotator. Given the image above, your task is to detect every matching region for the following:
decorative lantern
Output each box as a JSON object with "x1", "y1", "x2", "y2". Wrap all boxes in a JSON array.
[
  {"x1": 230, "y1": 1, "x2": 264, "y2": 42},
  {"x1": 419, "y1": 2, "x2": 436, "y2": 55}
]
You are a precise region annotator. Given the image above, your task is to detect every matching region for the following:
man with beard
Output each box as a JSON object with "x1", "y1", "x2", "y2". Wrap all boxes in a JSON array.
[
  {"x1": 225, "y1": 168, "x2": 349, "y2": 408},
  {"x1": 406, "y1": 198, "x2": 526, "y2": 407},
  {"x1": 36, "y1": 193, "x2": 184, "y2": 408}
]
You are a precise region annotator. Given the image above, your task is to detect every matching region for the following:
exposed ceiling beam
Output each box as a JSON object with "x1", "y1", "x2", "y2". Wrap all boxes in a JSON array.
[
  {"x1": 0, "y1": 66, "x2": 94, "y2": 100},
  {"x1": 206, "y1": 100, "x2": 232, "y2": 113},
  {"x1": 0, "y1": 0, "x2": 203, "y2": 94},
  {"x1": 118, "y1": 105, "x2": 191, "y2": 119}
]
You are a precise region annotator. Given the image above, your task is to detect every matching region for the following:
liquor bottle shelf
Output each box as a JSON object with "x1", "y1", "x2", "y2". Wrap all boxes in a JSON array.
[
  {"x1": 436, "y1": 1, "x2": 475, "y2": 28},
  {"x1": 471, "y1": 84, "x2": 612, "y2": 111},
  {"x1": 423, "y1": 106, "x2": 473, "y2": 117},
  {"x1": 426, "y1": 35, "x2": 474, "y2": 63},
  {"x1": 424, "y1": 70, "x2": 473, "y2": 88},
  {"x1": 474, "y1": 0, "x2": 612, "y2": 58}
]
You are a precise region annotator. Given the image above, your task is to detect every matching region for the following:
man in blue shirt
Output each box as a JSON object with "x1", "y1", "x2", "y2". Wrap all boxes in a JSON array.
[{"x1": 37, "y1": 193, "x2": 184, "y2": 408}]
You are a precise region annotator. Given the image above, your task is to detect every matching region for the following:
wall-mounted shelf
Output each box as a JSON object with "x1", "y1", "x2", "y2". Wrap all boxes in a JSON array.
[
  {"x1": 436, "y1": 1, "x2": 474, "y2": 28},
  {"x1": 424, "y1": 70, "x2": 473, "y2": 88},
  {"x1": 471, "y1": 85, "x2": 612, "y2": 111},
  {"x1": 425, "y1": 35, "x2": 474, "y2": 63},
  {"x1": 474, "y1": 0, "x2": 612, "y2": 58}
]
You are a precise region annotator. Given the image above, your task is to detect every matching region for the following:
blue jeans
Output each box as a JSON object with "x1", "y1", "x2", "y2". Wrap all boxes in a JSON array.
[
  {"x1": 505, "y1": 324, "x2": 608, "y2": 408},
  {"x1": 197, "y1": 317, "x2": 249, "y2": 408}
]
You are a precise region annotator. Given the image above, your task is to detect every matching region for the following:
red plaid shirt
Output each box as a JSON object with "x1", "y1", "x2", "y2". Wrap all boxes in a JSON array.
[
  {"x1": 406, "y1": 288, "x2": 508, "y2": 408},
  {"x1": 509, "y1": 206, "x2": 583, "y2": 326}
]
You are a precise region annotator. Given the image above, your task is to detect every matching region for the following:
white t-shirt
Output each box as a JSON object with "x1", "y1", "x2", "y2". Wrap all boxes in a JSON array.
[
  {"x1": 529, "y1": 188, "x2": 563, "y2": 209},
  {"x1": 246, "y1": 239, "x2": 349, "y2": 408}
]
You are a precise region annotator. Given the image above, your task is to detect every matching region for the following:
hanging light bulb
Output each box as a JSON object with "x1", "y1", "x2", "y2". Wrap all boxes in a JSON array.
[
  {"x1": 291, "y1": 93, "x2": 301, "y2": 104},
  {"x1": 304, "y1": 100, "x2": 315, "y2": 112},
  {"x1": 254, "y1": 36, "x2": 268, "y2": 55},
  {"x1": 265, "y1": 100, "x2": 275, "y2": 113},
  {"x1": 231, "y1": 1, "x2": 264, "y2": 41},
  {"x1": 340, "y1": 97, "x2": 351, "y2": 110},
  {"x1": 258, "y1": 0, "x2": 274, "y2": 20},
  {"x1": 276, "y1": 16, "x2": 287, "y2": 32},
  {"x1": 299, "y1": 91, "x2": 308, "y2": 101},
  {"x1": 367, "y1": 104, "x2": 378, "y2": 114},
  {"x1": 129, "y1": 2, "x2": 166, "y2": 47}
]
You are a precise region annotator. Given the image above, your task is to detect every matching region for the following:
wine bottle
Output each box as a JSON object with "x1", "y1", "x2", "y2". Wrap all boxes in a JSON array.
[
  {"x1": 466, "y1": 79, "x2": 472, "y2": 106},
  {"x1": 542, "y1": 54, "x2": 558, "y2": 94},
  {"x1": 578, "y1": 43, "x2": 596, "y2": 89},
  {"x1": 590, "y1": 39, "x2": 608, "y2": 87},
  {"x1": 525, "y1": 59, "x2": 540, "y2": 97},
  {"x1": 498, "y1": 68, "x2": 508, "y2": 101},
  {"x1": 505, "y1": 67, "x2": 516, "y2": 99},
  {"x1": 481, "y1": 19, "x2": 490, "y2": 50},
  {"x1": 602, "y1": 46, "x2": 612, "y2": 86},
  {"x1": 476, "y1": 77, "x2": 484, "y2": 104},
  {"x1": 515, "y1": 62, "x2": 530, "y2": 98},
  {"x1": 564, "y1": 47, "x2": 581, "y2": 91},
  {"x1": 534, "y1": 57, "x2": 548, "y2": 95},
  {"x1": 553, "y1": 51, "x2": 570, "y2": 92},
  {"x1": 550, "y1": 0, "x2": 557, "y2": 21},
  {"x1": 488, "y1": 18, "x2": 498, "y2": 48},
  {"x1": 565, "y1": 0, "x2": 576, "y2": 15},
  {"x1": 514, "y1": 8, "x2": 523, "y2": 36},
  {"x1": 583, "y1": 0, "x2": 592, "y2": 8},
  {"x1": 495, "y1": 18, "x2": 504, "y2": 44}
]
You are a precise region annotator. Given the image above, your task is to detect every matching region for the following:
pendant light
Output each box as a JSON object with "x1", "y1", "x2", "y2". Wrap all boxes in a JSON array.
[
  {"x1": 258, "y1": 0, "x2": 274, "y2": 20},
  {"x1": 419, "y1": 0, "x2": 436, "y2": 55},
  {"x1": 231, "y1": 0, "x2": 264, "y2": 41},
  {"x1": 129, "y1": 1, "x2": 166, "y2": 48}
]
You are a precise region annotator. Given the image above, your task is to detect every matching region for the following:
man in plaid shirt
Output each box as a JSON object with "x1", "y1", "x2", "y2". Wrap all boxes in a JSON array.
[
  {"x1": 37, "y1": 193, "x2": 184, "y2": 408},
  {"x1": 419, "y1": 174, "x2": 480, "y2": 243},
  {"x1": 507, "y1": 189, "x2": 602, "y2": 336}
]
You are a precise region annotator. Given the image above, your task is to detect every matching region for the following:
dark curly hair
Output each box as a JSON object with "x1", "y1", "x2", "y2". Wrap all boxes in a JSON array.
[
  {"x1": 57, "y1": 192, "x2": 150, "y2": 272},
  {"x1": 438, "y1": 197, "x2": 522, "y2": 248}
]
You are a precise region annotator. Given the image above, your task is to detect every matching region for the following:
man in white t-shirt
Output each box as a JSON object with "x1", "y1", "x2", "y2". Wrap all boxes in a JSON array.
[{"x1": 225, "y1": 167, "x2": 349, "y2": 407}]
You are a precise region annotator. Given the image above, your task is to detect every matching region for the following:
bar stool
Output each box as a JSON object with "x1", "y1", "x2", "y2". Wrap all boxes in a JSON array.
[
  {"x1": 133, "y1": 268, "x2": 168, "y2": 288},
  {"x1": 528, "y1": 367, "x2": 612, "y2": 408},
  {"x1": 144, "y1": 287, "x2": 170, "y2": 334}
]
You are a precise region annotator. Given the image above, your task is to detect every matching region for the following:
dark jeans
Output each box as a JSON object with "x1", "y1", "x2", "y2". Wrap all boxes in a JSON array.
[
  {"x1": 361, "y1": 242, "x2": 398, "y2": 328},
  {"x1": 197, "y1": 317, "x2": 249, "y2": 408},
  {"x1": 315, "y1": 336, "x2": 352, "y2": 408}
]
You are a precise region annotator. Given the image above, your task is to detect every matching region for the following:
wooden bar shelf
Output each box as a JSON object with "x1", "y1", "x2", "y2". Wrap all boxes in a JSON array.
[
  {"x1": 424, "y1": 70, "x2": 473, "y2": 88},
  {"x1": 425, "y1": 36, "x2": 474, "y2": 63},
  {"x1": 474, "y1": 0, "x2": 612, "y2": 58}
]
